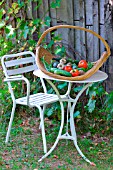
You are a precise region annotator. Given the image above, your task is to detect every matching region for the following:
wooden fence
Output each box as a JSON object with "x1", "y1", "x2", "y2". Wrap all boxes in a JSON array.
[
  {"x1": 6, "y1": 0, "x2": 113, "y2": 92},
  {"x1": 33, "y1": 0, "x2": 112, "y2": 92}
]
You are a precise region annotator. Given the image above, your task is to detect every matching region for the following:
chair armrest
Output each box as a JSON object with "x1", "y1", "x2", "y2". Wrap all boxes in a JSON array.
[{"x1": 4, "y1": 75, "x2": 31, "y2": 106}]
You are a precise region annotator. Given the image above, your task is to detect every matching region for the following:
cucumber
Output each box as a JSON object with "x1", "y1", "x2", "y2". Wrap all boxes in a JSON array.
[
  {"x1": 50, "y1": 68, "x2": 58, "y2": 73},
  {"x1": 54, "y1": 69, "x2": 72, "y2": 77},
  {"x1": 77, "y1": 67, "x2": 86, "y2": 72}
]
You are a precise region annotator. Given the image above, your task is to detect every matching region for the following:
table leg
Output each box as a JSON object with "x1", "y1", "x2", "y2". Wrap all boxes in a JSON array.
[
  {"x1": 70, "y1": 83, "x2": 96, "y2": 165},
  {"x1": 70, "y1": 83, "x2": 91, "y2": 141}
]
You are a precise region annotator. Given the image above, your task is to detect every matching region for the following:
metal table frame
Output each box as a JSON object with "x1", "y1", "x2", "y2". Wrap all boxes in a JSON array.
[{"x1": 33, "y1": 69, "x2": 108, "y2": 166}]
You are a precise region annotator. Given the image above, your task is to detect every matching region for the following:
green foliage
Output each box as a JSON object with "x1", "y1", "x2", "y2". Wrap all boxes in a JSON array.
[
  {"x1": 85, "y1": 82, "x2": 106, "y2": 113},
  {"x1": 105, "y1": 91, "x2": 113, "y2": 120},
  {"x1": 50, "y1": 0, "x2": 61, "y2": 8},
  {"x1": 41, "y1": 56, "x2": 51, "y2": 71},
  {"x1": 0, "y1": 0, "x2": 62, "y2": 56},
  {"x1": 0, "y1": 0, "x2": 62, "y2": 117}
]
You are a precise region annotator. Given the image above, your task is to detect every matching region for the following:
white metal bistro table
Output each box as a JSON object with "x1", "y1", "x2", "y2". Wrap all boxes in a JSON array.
[{"x1": 33, "y1": 69, "x2": 108, "y2": 166}]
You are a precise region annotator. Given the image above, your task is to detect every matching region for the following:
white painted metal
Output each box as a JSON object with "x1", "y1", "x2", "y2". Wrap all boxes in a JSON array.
[
  {"x1": 5, "y1": 56, "x2": 35, "y2": 67},
  {"x1": 1, "y1": 51, "x2": 68, "y2": 154},
  {"x1": 33, "y1": 69, "x2": 108, "y2": 83},
  {"x1": 7, "y1": 64, "x2": 38, "y2": 76},
  {"x1": 33, "y1": 69, "x2": 108, "y2": 165}
]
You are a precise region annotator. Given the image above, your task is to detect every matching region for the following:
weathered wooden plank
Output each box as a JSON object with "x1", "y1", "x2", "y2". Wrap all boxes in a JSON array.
[
  {"x1": 49, "y1": 0, "x2": 58, "y2": 41},
  {"x1": 26, "y1": 0, "x2": 32, "y2": 19},
  {"x1": 57, "y1": 23, "x2": 69, "y2": 47},
  {"x1": 100, "y1": 25, "x2": 105, "y2": 53},
  {"x1": 67, "y1": 0, "x2": 73, "y2": 25},
  {"x1": 42, "y1": 0, "x2": 51, "y2": 42},
  {"x1": 67, "y1": 0, "x2": 74, "y2": 56},
  {"x1": 106, "y1": 73, "x2": 113, "y2": 92},
  {"x1": 100, "y1": 24, "x2": 106, "y2": 71},
  {"x1": 85, "y1": 0, "x2": 93, "y2": 25},
  {"x1": 99, "y1": 0, "x2": 106, "y2": 71},
  {"x1": 104, "y1": 0, "x2": 113, "y2": 92},
  {"x1": 104, "y1": 1, "x2": 113, "y2": 55},
  {"x1": 86, "y1": 26, "x2": 94, "y2": 62},
  {"x1": 37, "y1": 0, "x2": 45, "y2": 35},
  {"x1": 74, "y1": 0, "x2": 80, "y2": 20},
  {"x1": 50, "y1": 0, "x2": 73, "y2": 52},
  {"x1": 56, "y1": 0, "x2": 67, "y2": 22},
  {"x1": 49, "y1": 0, "x2": 57, "y2": 26},
  {"x1": 100, "y1": 0, "x2": 105, "y2": 24},
  {"x1": 32, "y1": 1, "x2": 38, "y2": 19},
  {"x1": 93, "y1": 0, "x2": 99, "y2": 61},
  {"x1": 37, "y1": 0, "x2": 44, "y2": 18},
  {"x1": 74, "y1": 21, "x2": 82, "y2": 60},
  {"x1": 79, "y1": 0, "x2": 86, "y2": 59}
]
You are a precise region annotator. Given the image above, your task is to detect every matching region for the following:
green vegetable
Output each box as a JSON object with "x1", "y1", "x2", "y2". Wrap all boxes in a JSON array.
[
  {"x1": 54, "y1": 69, "x2": 72, "y2": 77},
  {"x1": 87, "y1": 62, "x2": 93, "y2": 70},
  {"x1": 41, "y1": 56, "x2": 51, "y2": 71},
  {"x1": 50, "y1": 68, "x2": 58, "y2": 73},
  {"x1": 66, "y1": 58, "x2": 79, "y2": 64},
  {"x1": 52, "y1": 61, "x2": 59, "y2": 68},
  {"x1": 78, "y1": 67, "x2": 86, "y2": 72}
]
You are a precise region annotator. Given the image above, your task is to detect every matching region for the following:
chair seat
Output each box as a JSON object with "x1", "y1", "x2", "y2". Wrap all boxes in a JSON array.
[{"x1": 16, "y1": 93, "x2": 67, "y2": 106}]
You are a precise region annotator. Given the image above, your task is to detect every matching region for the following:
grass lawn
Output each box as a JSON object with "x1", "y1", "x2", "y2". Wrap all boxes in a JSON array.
[{"x1": 0, "y1": 115, "x2": 113, "y2": 170}]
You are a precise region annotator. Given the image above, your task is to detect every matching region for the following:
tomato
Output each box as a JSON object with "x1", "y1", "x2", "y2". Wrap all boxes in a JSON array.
[
  {"x1": 64, "y1": 66, "x2": 72, "y2": 72},
  {"x1": 70, "y1": 69, "x2": 80, "y2": 77},
  {"x1": 78, "y1": 60, "x2": 88, "y2": 69}
]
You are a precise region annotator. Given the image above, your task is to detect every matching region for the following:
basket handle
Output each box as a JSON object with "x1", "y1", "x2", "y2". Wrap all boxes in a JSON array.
[{"x1": 36, "y1": 25, "x2": 110, "y2": 57}]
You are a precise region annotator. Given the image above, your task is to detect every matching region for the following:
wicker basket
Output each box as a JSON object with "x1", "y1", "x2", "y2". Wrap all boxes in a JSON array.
[{"x1": 36, "y1": 25, "x2": 111, "y2": 81}]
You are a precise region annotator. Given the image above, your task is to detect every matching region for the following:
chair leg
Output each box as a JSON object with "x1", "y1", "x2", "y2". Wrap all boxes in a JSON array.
[
  {"x1": 5, "y1": 103, "x2": 16, "y2": 144},
  {"x1": 38, "y1": 106, "x2": 47, "y2": 153},
  {"x1": 39, "y1": 105, "x2": 46, "y2": 129}
]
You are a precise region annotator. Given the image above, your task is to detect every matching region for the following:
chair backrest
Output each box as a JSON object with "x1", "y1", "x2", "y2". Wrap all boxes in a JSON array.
[{"x1": 1, "y1": 51, "x2": 38, "y2": 77}]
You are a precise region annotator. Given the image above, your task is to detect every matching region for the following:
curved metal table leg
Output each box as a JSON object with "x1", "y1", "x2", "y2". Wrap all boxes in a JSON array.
[
  {"x1": 70, "y1": 83, "x2": 96, "y2": 166},
  {"x1": 70, "y1": 83, "x2": 91, "y2": 142},
  {"x1": 38, "y1": 79, "x2": 65, "y2": 162}
]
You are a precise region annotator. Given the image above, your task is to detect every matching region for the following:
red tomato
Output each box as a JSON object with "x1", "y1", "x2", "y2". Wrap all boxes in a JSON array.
[
  {"x1": 70, "y1": 69, "x2": 80, "y2": 77},
  {"x1": 64, "y1": 66, "x2": 72, "y2": 72},
  {"x1": 78, "y1": 60, "x2": 88, "y2": 69}
]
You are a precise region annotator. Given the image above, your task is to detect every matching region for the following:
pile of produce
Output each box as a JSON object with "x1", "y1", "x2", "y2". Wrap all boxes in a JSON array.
[{"x1": 41, "y1": 56, "x2": 93, "y2": 77}]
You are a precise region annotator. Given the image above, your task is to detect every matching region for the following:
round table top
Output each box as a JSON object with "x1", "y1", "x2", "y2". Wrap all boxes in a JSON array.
[{"x1": 33, "y1": 69, "x2": 108, "y2": 83}]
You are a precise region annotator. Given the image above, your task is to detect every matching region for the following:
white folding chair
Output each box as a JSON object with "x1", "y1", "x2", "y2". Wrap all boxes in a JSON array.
[{"x1": 1, "y1": 51, "x2": 66, "y2": 153}]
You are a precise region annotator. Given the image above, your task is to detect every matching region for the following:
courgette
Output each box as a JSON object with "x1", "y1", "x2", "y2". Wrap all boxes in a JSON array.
[
  {"x1": 50, "y1": 68, "x2": 58, "y2": 73},
  {"x1": 77, "y1": 67, "x2": 86, "y2": 72},
  {"x1": 54, "y1": 69, "x2": 72, "y2": 77}
]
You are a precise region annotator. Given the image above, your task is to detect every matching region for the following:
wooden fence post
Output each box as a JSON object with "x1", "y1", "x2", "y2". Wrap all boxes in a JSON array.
[{"x1": 105, "y1": 0, "x2": 113, "y2": 92}]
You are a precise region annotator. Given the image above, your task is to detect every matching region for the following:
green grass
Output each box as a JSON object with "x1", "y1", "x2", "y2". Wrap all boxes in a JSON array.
[{"x1": 0, "y1": 116, "x2": 113, "y2": 170}]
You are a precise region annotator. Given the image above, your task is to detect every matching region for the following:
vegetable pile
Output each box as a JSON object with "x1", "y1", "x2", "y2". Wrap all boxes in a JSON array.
[{"x1": 41, "y1": 56, "x2": 93, "y2": 77}]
